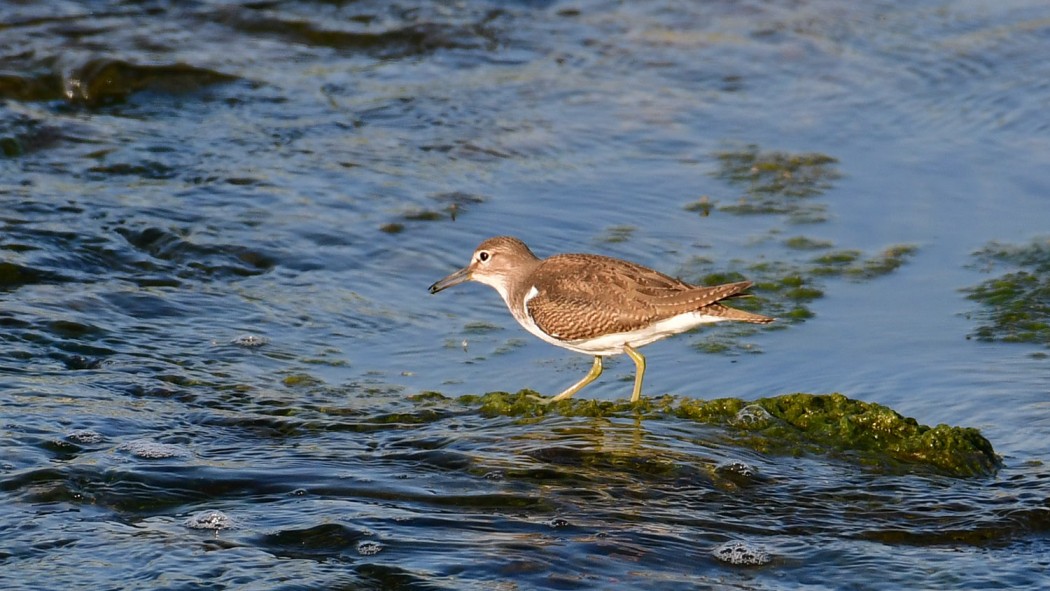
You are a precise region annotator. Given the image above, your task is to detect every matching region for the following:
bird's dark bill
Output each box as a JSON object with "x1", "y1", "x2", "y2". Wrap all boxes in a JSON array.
[{"x1": 428, "y1": 266, "x2": 471, "y2": 294}]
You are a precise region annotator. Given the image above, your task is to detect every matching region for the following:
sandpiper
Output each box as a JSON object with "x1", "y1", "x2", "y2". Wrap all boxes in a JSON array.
[{"x1": 429, "y1": 236, "x2": 773, "y2": 402}]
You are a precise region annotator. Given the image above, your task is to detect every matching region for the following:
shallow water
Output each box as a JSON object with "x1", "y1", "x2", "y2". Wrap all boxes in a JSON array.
[{"x1": 2, "y1": 1, "x2": 1050, "y2": 589}]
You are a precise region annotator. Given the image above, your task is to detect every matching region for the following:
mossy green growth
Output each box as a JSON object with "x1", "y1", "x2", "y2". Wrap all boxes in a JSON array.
[
  {"x1": 852, "y1": 244, "x2": 919, "y2": 279},
  {"x1": 810, "y1": 245, "x2": 918, "y2": 280},
  {"x1": 713, "y1": 145, "x2": 840, "y2": 223},
  {"x1": 408, "y1": 391, "x2": 450, "y2": 403},
  {"x1": 741, "y1": 271, "x2": 823, "y2": 326},
  {"x1": 684, "y1": 196, "x2": 714, "y2": 216},
  {"x1": 699, "y1": 270, "x2": 750, "y2": 286},
  {"x1": 282, "y1": 373, "x2": 323, "y2": 387},
  {"x1": 714, "y1": 146, "x2": 840, "y2": 198},
  {"x1": 719, "y1": 394, "x2": 996, "y2": 477},
  {"x1": 964, "y1": 239, "x2": 1050, "y2": 346},
  {"x1": 812, "y1": 249, "x2": 862, "y2": 270},
  {"x1": 458, "y1": 390, "x2": 660, "y2": 419},
  {"x1": 784, "y1": 236, "x2": 833, "y2": 251},
  {"x1": 599, "y1": 225, "x2": 636, "y2": 244},
  {"x1": 674, "y1": 242, "x2": 917, "y2": 337},
  {"x1": 403, "y1": 209, "x2": 444, "y2": 221},
  {"x1": 753, "y1": 273, "x2": 824, "y2": 303},
  {"x1": 450, "y1": 391, "x2": 998, "y2": 477}
]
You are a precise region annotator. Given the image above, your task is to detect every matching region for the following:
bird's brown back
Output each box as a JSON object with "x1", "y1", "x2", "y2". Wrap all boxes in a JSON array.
[{"x1": 522, "y1": 253, "x2": 772, "y2": 341}]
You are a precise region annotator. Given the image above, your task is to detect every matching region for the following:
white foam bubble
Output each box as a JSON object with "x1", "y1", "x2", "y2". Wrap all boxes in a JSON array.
[
  {"x1": 732, "y1": 404, "x2": 773, "y2": 428},
  {"x1": 712, "y1": 540, "x2": 771, "y2": 566},
  {"x1": 185, "y1": 509, "x2": 234, "y2": 530},
  {"x1": 716, "y1": 460, "x2": 757, "y2": 479},
  {"x1": 67, "y1": 429, "x2": 104, "y2": 444},
  {"x1": 357, "y1": 540, "x2": 383, "y2": 556},
  {"x1": 118, "y1": 439, "x2": 189, "y2": 459},
  {"x1": 231, "y1": 334, "x2": 268, "y2": 347}
]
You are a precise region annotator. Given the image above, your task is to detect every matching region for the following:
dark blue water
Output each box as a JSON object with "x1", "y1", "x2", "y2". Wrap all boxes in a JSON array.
[{"x1": 2, "y1": 1, "x2": 1049, "y2": 589}]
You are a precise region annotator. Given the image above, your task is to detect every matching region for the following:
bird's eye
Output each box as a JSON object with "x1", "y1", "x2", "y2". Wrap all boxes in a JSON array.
[{"x1": 478, "y1": 251, "x2": 491, "y2": 262}]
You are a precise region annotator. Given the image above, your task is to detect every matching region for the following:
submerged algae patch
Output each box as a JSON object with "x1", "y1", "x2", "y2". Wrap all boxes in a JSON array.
[
  {"x1": 712, "y1": 145, "x2": 840, "y2": 223},
  {"x1": 810, "y1": 245, "x2": 918, "y2": 280},
  {"x1": 598, "y1": 225, "x2": 637, "y2": 244},
  {"x1": 964, "y1": 239, "x2": 1050, "y2": 347},
  {"x1": 448, "y1": 391, "x2": 998, "y2": 477},
  {"x1": 783, "y1": 236, "x2": 834, "y2": 251},
  {"x1": 681, "y1": 243, "x2": 917, "y2": 334},
  {"x1": 714, "y1": 146, "x2": 839, "y2": 199}
]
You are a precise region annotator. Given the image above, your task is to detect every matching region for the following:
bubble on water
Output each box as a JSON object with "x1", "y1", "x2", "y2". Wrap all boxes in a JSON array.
[
  {"x1": 64, "y1": 355, "x2": 102, "y2": 370},
  {"x1": 357, "y1": 540, "x2": 383, "y2": 556},
  {"x1": 67, "y1": 429, "x2": 104, "y2": 444},
  {"x1": 712, "y1": 540, "x2": 771, "y2": 566},
  {"x1": 232, "y1": 334, "x2": 268, "y2": 347},
  {"x1": 185, "y1": 509, "x2": 234, "y2": 530},
  {"x1": 118, "y1": 439, "x2": 189, "y2": 459},
  {"x1": 732, "y1": 404, "x2": 773, "y2": 428},
  {"x1": 716, "y1": 460, "x2": 757, "y2": 479},
  {"x1": 547, "y1": 517, "x2": 570, "y2": 528},
  {"x1": 482, "y1": 470, "x2": 504, "y2": 480}
]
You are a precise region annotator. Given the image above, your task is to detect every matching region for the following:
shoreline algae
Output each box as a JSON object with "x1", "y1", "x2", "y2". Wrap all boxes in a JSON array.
[{"x1": 428, "y1": 391, "x2": 999, "y2": 477}]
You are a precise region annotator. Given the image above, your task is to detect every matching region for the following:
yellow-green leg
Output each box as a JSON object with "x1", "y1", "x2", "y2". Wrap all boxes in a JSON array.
[
  {"x1": 624, "y1": 344, "x2": 646, "y2": 403},
  {"x1": 548, "y1": 355, "x2": 603, "y2": 402}
]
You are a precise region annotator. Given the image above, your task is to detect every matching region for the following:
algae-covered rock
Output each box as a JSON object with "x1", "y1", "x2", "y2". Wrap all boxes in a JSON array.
[
  {"x1": 447, "y1": 391, "x2": 998, "y2": 477},
  {"x1": 735, "y1": 393, "x2": 996, "y2": 477}
]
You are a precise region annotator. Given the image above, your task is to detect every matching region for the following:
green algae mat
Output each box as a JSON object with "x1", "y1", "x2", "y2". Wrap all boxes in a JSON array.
[
  {"x1": 964, "y1": 238, "x2": 1050, "y2": 348},
  {"x1": 414, "y1": 391, "x2": 999, "y2": 478}
]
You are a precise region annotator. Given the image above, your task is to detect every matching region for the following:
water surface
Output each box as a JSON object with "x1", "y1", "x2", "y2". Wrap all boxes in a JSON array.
[{"x1": 2, "y1": 1, "x2": 1049, "y2": 589}]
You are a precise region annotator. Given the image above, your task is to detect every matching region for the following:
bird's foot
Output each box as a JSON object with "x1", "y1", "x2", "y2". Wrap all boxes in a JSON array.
[{"x1": 526, "y1": 393, "x2": 557, "y2": 405}]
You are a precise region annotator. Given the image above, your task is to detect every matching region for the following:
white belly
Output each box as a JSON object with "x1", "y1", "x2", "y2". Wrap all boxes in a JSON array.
[
  {"x1": 556, "y1": 312, "x2": 727, "y2": 355},
  {"x1": 504, "y1": 286, "x2": 726, "y2": 356}
]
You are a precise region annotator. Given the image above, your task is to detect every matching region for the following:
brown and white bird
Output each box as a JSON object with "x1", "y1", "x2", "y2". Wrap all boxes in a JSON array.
[{"x1": 429, "y1": 236, "x2": 773, "y2": 402}]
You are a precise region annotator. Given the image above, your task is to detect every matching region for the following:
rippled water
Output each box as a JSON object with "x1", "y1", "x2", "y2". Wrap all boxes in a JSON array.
[{"x1": 2, "y1": 1, "x2": 1050, "y2": 589}]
